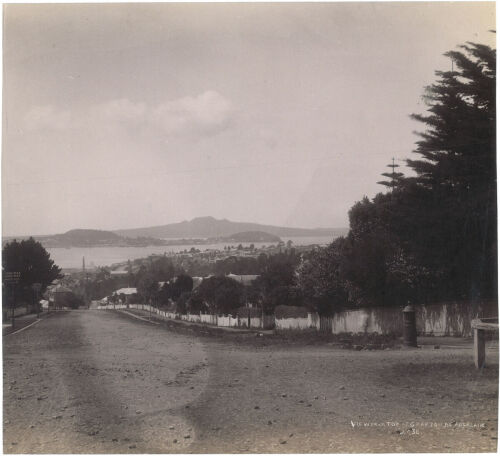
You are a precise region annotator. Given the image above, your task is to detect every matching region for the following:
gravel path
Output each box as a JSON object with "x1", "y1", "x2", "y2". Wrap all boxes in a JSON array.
[{"x1": 3, "y1": 309, "x2": 498, "y2": 453}]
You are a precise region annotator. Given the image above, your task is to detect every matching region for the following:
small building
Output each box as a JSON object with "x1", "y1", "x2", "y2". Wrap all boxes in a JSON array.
[
  {"x1": 227, "y1": 274, "x2": 259, "y2": 286},
  {"x1": 110, "y1": 270, "x2": 129, "y2": 276},
  {"x1": 112, "y1": 287, "x2": 138, "y2": 305},
  {"x1": 52, "y1": 286, "x2": 74, "y2": 309},
  {"x1": 192, "y1": 277, "x2": 204, "y2": 289}
]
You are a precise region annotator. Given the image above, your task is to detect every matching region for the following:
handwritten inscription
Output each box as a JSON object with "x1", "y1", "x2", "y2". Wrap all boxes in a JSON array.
[{"x1": 350, "y1": 420, "x2": 486, "y2": 434}]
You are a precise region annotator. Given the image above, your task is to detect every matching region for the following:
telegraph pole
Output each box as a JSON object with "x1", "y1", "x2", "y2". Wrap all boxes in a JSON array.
[
  {"x1": 377, "y1": 157, "x2": 404, "y2": 199},
  {"x1": 388, "y1": 157, "x2": 399, "y2": 192},
  {"x1": 83, "y1": 256, "x2": 90, "y2": 309}
]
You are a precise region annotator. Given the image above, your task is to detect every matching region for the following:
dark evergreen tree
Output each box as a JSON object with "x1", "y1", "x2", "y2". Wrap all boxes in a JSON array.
[
  {"x1": 2, "y1": 238, "x2": 62, "y2": 307},
  {"x1": 170, "y1": 274, "x2": 194, "y2": 300},
  {"x1": 404, "y1": 42, "x2": 496, "y2": 299},
  {"x1": 136, "y1": 273, "x2": 159, "y2": 304},
  {"x1": 377, "y1": 160, "x2": 405, "y2": 190},
  {"x1": 330, "y1": 41, "x2": 496, "y2": 308},
  {"x1": 195, "y1": 276, "x2": 244, "y2": 315}
]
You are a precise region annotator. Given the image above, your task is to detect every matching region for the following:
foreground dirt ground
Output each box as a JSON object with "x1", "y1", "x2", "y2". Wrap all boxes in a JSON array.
[{"x1": 3, "y1": 309, "x2": 498, "y2": 453}]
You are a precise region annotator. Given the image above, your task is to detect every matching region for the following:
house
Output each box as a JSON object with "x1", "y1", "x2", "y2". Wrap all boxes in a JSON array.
[
  {"x1": 52, "y1": 286, "x2": 74, "y2": 309},
  {"x1": 110, "y1": 270, "x2": 128, "y2": 276},
  {"x1": 112, "y1": 287, "x2": 138, "y2": 304},
  {"x1": 226, "y1": 274, "x2": 259, "y2": 286},
  {"x1": 192, "y1": 277, "x2": 204, "y2": 289}
]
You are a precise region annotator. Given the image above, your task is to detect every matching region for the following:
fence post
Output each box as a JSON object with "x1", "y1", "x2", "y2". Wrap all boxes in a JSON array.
[
  {"x1": 474, "y1": 328, "x2": 486, "y2": 369},
  {"x1": 403, "y1": 304, "x2": 417, "y2": 347}
]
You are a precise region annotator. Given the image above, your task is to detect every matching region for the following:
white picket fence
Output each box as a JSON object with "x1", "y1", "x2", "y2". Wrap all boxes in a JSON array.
[
  {"x1": 98, "y1": 301, "x2": 491, "y2": 337},
  {"x1": 97, "y1": 303, "x2": 273, "y2": 329},
  {"x1": 238, "y1": 316, "x2": 269, "y2": 329},
  {"x1": 97, "y1": 304, "x2": 127, "y2": 310},
  {"x1": 217, "y1": 315, "x2": 239, "y2": 327},
  {"x1": 276, "y1": 304, "x2": 494, "y2": 337},
  {"x1": 275, "y1": 316, "x2": 311, "y2": 330},
  {"x1": 201, "y1": 314, "x2": 217, "y2": 325},
  {"x1": 181, "y1": 314, "x2": 201, "y2": 323}
]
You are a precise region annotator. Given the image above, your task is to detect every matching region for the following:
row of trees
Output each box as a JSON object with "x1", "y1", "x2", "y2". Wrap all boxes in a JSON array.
[
  {"x1": 126, "y1": 250, "x2": 302, "y2": 316},
  {"x1": 296, "y1": 41, "x2": 496, "y2": 314},
  {"x1": 5, "y1": 42, "x2": 492, "y2": 319},
  {"x1": 99, "y1": 39, "x2": 497, "y2": 319}
]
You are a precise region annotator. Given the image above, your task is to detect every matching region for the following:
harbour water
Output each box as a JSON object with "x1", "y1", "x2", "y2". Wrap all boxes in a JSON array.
[{"x1": 48, "y1": 236, "x2": 335, "y2": 269}]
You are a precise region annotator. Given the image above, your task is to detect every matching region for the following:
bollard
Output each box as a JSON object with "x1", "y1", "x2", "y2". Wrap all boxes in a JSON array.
[{"x1": 403, "y1": 304, "x2": 417, "y2": 347}]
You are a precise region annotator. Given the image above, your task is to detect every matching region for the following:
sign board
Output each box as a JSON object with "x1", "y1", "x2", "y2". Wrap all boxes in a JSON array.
[{"x1": 4, "y1": 272, "x2": 21, "y2": 284}]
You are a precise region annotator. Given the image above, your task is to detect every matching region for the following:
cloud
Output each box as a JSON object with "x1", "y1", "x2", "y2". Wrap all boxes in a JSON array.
[
  {"x1": 22, "y1": 91, "x2": 234, "y2": 139},
  {"x1": 151, "y1": 90, "x2": 234, "y2": 137},
  {"x1": 23, "y1": 105, "x2": 71, "y2": 131},
  {"x1": 92, "y1": 98, "x2": 146, "y2": 122}
]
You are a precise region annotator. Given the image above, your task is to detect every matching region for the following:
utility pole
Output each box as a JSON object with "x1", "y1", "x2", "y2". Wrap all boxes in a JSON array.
[
  {"x1": 127, "y1": 259, "x2": 132, "y2": 288},
  {"x1": 388, "y1": 157, "x2": 399, "y2": 192},
  {"x1": 82, "y1": 256, "x2": 86, "y2": 306},
  {"x1": 83, "y1": 256, "x2": 90, "y2": 309},
  {"x1": 377, "y1": 157, "x2": 405, "y2": 197}
]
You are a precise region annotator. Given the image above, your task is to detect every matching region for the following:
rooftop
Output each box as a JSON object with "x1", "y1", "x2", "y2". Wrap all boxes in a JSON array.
[{"x1": 113, "y1": 287, "x2": 137, "y2": 295}]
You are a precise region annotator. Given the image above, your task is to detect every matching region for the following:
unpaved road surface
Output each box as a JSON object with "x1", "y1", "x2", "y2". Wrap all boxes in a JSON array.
[{"x1": 3, "y1": 310, "x2": 498, "y2": 453}]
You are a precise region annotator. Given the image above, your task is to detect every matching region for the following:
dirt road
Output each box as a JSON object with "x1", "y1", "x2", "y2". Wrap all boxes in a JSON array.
[{"x1": 3, "y1": 310, "x2": 498, "y2": 453}]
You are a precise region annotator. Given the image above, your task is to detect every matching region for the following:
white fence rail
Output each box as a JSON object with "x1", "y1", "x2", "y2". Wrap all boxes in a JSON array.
[
  {"x1": 97, "y1": 303, "x2": 273, "y2": 330},
  {"x1": 97, "y1": 300, "x2": 492, "y2": 337}
]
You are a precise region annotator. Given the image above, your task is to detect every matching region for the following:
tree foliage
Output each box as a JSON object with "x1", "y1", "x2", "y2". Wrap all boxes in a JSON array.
[
  {"x1": 346, "y1": 41, "x2": 497, "y2": 305},
  {"x1": 2, "y1": 238, "x2": 62, "y2": 306},
  {"x1": 169, "y1": 274, "x2": 194, "y2": 301},
  {"x1": 297, "y1": 239, "x2": 349, "y2": 315},
  {"x1": 195, "y1": 276, "x2": 244, "y2": 315},
  {"x1": 404, "y1": 42, "x2": 496, "y2": 300},
  {"x1": 136, "y1": 273, "x2": 159, "y2": 303},
  {"x1": 249, "y1": 251, "x2": 301, "y2": 313},
  {"x1": 296, "y1": 40, "x2": 496, "y2": 312}
]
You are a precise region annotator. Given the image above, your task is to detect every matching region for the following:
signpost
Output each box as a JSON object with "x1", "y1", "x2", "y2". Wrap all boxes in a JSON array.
[{"x1": 4, "y1": 272, "x2": 21, "y2": 329}]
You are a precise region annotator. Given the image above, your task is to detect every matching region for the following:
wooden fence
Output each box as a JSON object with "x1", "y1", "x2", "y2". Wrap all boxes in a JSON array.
[{"x1": 97, "y1": 300, "x2": 496, "y2": 337}]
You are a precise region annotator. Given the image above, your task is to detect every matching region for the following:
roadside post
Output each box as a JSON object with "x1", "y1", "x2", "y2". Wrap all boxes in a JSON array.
[
  {"x1": 403, "y1": 303, "x2": 417, "y2": 347},
  {"x1": 471, "y1": 318, "x2": 499, "y2": 368},
  {"x1": 5, "y1": 272, "x2": 21, "y2": 329},
  {"x1": 32, "y1": 283, "x2": 42, "y2": 319}
]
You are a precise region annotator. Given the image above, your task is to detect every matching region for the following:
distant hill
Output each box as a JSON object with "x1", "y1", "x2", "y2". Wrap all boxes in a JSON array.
[
  {"x1": 114, "y1": 216, "x2": 346, "y2": 239},
  {"x1": 214, "y1": 231, "x2": 282, "y2": 243},
  {"x1": 57, "y1": 229, "x2": 120, "y2": 243},
  {"x1": 38, "y1": 229, "x2": 122, "y2": 248},
  {"x1": 31, "y1": 229, "x2": 167, "y2": 248}
]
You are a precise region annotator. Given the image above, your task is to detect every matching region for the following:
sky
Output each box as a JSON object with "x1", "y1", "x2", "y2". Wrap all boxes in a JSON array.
[{"x1": 2, "y1": 2, "x2": 496, "y2": 236}]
